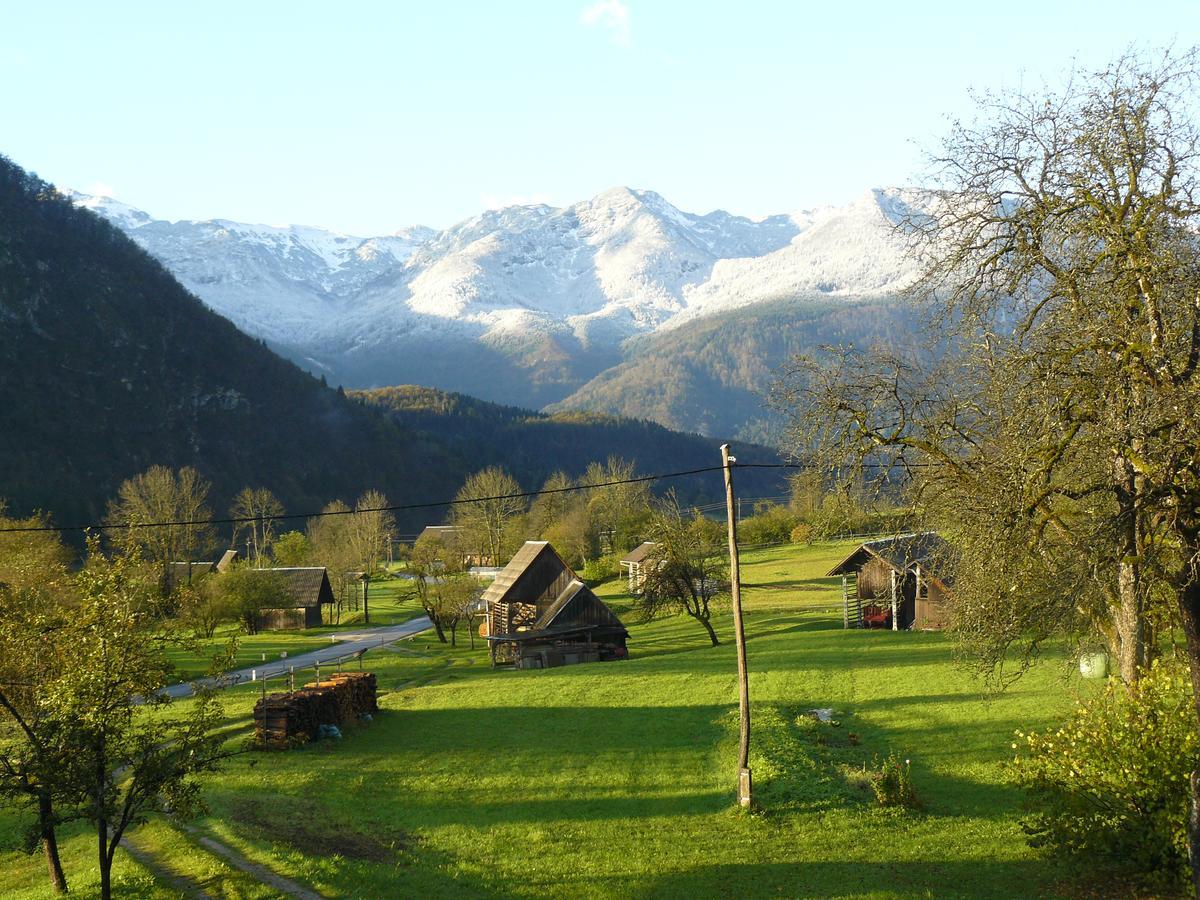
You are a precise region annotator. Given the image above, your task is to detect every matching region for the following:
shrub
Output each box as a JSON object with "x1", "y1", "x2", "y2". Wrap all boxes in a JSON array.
[
  {"x1": 1012, "y1": 661, "x2": 1199, "y2": 888},
  {"x1": 790, "y1": 523, "x2": 813, "y2": 545},
  {"x1": 580, "y1": 553, "x2": 621, "y2": 585},
  {"x1": 738, "y1": 504, "x2": 798, "y2": 545},
  {"x1": 872, "y1": 752, "x2": 920, "y2": 809}
]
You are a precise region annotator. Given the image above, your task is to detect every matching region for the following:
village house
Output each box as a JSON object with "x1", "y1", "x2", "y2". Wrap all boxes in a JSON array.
[
  {"x1": 480, "y1": 541, "x2": 629, "y2": 669},
  {"x1": 619, "y1": 541, "x2": 657, "y2": 592},
  {"x1": 827, "y1": 532, "x2": 951, "y2": 631}
]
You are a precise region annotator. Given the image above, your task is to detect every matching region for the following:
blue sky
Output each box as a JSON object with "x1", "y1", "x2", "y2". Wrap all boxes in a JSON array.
[{"x1": 1, "y1": 1, "x2": 1193, "y2": 233}]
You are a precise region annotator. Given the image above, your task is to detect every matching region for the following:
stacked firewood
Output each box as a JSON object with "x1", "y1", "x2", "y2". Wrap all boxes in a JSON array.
[{"x1": 253, "y1": 670, "x2": 378, "y2": 749}]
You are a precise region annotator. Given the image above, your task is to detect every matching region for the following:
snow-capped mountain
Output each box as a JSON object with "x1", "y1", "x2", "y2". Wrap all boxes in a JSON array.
[{"x1": 68, "y1": 185, "x2": 919, "y2": 417}]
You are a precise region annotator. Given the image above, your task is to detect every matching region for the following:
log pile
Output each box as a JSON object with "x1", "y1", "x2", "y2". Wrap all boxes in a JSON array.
[{"x1": 253, "y1": 670, "x2": 378, "y2": 749}]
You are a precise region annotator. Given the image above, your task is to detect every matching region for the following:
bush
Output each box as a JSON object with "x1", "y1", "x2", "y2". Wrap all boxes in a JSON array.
[
  {"x1": 872, "y1": 752, "x2": 920, "y2": 809},
  {"x1": 580, "y1": 553, "x2": 621, "y2": 585},
  {"x1": 738, "y1": 504, "x2": 798, "y2": 545},
  {"x1": 1012, "y1": 661, "x2": 1199, "y2": 888},
  {"x1": 790, "y1": 523, "x2": 813, "y2": 545}
]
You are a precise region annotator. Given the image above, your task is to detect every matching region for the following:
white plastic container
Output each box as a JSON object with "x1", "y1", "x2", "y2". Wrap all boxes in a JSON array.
[{"x1": 1079, "y1": 651, "x2": 1109, "y2": 679}]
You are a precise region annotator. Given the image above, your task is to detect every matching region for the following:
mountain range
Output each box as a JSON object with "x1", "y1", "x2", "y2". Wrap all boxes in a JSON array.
[
  {"x1": 0, "y1": 156, "x2": 786, "y2": 533},
  {"x1": 70, "y1": 186, "x2": 926, "y2": 441}
]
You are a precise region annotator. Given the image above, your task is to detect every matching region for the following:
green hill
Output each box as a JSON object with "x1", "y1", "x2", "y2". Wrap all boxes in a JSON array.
[{"x1": 551, "y1": 297, "x2": 924, "y2": 445}]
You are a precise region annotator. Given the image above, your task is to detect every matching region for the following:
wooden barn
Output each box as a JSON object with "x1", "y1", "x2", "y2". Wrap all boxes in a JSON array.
[
  {"x1": 481, "y1": 541, "x2": 629, "y2": 669},
  {"x1": 166, "y1": 548, "x2": 240, "y2": 591},
  {"x1": 620, "y1": 541, "x2": 657, "y2": 592},
  {"x1": 416, "y1": 524, "x2": 492, "y2": 566},
  {"x1": 254, "y1": 567, "x2": 336, "y2": 631},
  {"x1": 827, "y1": 532, "x2": 950, "y2": 631}
]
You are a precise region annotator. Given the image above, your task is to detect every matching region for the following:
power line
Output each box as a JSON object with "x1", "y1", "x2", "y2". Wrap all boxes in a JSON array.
[{"x1": 0, "y1": 461, "x2": 917, "y2": 535}]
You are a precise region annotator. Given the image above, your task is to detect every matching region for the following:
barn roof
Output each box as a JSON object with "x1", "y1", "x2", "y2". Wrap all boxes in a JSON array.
[
  {"x1": 620, "y1": 542, "x2": 657, "y2": 565},
  {"x1": 481, "y1": 541, "x2": 573, "y2": 605},
  {"x1": 534, "y1": 579, "x2": 627, "y2": 632},
  {"x1": 418, "y1": 525, "x2": 461, "y2": 542},
  {"x1": 167, "y1": 560, "x2": 215, "y2": 585},
  {"x1": 827, "y1": 532, "x2": 948, "y2": 578},
  {"x1": 260, "y1": 567, "x2": 336, "y2": 609}
]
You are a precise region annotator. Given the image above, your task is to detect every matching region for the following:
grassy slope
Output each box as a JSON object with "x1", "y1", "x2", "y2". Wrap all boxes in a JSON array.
[
  {"x1": 159, "y1": 575, "x2": 426, "y2": 680},
  {"x1": 198, "y1": 542, "x2": 1080, "y2": 897},
  {"x1": 2, "y1": 542, "x2": 1085, "y2": 897}
]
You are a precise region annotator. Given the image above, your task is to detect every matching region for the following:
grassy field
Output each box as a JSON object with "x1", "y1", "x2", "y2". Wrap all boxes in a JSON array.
[
  {"x1": 159, "y1": 575, "x2": 425, "y2": 680},
  {"x1": 2, "y1": 541, "x2": 1090, "y2": 897}
]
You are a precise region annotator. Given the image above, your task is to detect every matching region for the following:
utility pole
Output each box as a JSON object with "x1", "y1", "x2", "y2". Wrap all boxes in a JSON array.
[{"x1": 721, "y1": 443, "x2": 752, "y2": 807}]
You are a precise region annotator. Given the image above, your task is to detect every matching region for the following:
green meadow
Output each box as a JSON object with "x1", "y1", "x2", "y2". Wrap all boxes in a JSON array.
[{"x1": 1, "y1": 540, "x2": 1089, "y2": 898}]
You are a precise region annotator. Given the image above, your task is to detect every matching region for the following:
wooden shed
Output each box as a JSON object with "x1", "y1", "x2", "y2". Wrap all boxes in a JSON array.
[
  {"x1": 482, "y1": 541, "x2": 629, "y2": 668},
  {"x1": 827, "y1": 532, "x2": 950, "y2": 631},
  {"x1": 166, "y1": 549, "x2": 240, "y2": 591},
  {"x1": 254, "y1": 567, "x2": 336, "y2": 631},
  {"x1": 619, "y1": 541, "x2": 657, "y2": 592}
]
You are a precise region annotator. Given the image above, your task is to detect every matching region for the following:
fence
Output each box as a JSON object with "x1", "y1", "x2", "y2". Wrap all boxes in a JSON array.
[{"x1": 235, "y1": 633, "x2": 404, "y2": 700}]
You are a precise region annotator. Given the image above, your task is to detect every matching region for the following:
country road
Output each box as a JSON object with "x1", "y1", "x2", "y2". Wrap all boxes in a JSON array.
[{"x1": 162, "y1": 615, "x2": 433, "y2": 699}]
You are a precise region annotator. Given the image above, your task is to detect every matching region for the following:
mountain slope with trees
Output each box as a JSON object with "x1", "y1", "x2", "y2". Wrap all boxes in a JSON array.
[
  {"x1": 550, "y1": 297, "x2": 925, "y2": 444},
  {"x1": 0, "y1": 156, "x2": 782, "y2": 533}
]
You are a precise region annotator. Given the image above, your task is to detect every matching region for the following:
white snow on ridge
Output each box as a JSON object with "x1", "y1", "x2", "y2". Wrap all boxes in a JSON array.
[{"x1": 68, "y1": 183, "x2": 920, "y2": 357}]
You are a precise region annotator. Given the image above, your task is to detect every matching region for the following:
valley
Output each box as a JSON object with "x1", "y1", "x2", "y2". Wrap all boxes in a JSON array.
[{"x1": 72, "y1": 185, "x2": 928, "y2": 441}]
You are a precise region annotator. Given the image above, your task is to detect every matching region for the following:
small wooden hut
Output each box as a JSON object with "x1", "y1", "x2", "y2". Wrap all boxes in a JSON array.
[
  {"x1": 827, "y1": 532, "x2": 950, "y2": 631},
  {"x1": 619, "y1": 542, "x2": 657, "y2": 591},
  {"x1": 254, "y1": 567, "x2": 336, "y2": 631},
  {"x1": 482, "y1": 541, "x2": 629, "y2": 668}
]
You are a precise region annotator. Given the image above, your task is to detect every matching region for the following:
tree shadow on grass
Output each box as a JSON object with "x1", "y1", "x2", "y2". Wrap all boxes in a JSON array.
[{"x1": 619, "y1": 858, "x2": 1061, "y2": 899}]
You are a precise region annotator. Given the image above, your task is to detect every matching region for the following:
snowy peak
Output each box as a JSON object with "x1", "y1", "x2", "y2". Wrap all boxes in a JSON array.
[{"x1": 68, "y1": 182, "x2": 922, "y2": 385}]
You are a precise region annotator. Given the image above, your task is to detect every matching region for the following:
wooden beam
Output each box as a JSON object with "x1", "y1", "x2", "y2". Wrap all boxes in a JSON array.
[
  {"x1": 841, "y1": 574, "x2": 849, "y2": 629},
  {"x1": 890, "y1": 568, "x2": 898, "y2": 631}
]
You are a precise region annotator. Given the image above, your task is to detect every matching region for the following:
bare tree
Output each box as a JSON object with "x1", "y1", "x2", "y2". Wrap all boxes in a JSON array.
[
  {"x1": 230, "y1": 487, "x2": 284, "y2": 565},
  {"x1": 108, "y1": 466, "x2": 213, "y2": 586},
  {"x1": 348, "y1": 490, "x2": 396, "y2": 576},
  {"x1": 774, "y1": 49, "x2": 1200, "y2": 890},
  {"x1": 636, "y1": 495, "x2": 728, "y2": 647},
  {"x1": 306, "y1": 501, "x2": 358, "y2": 623},
  {"x1": 451, "y1": 468, "x2": 525, "y2": 565}
]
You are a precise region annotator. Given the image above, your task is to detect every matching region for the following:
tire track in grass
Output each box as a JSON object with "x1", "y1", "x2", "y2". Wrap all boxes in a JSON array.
[{"x1": 119, "y1": 834, "x2": 214, "y2": 900}]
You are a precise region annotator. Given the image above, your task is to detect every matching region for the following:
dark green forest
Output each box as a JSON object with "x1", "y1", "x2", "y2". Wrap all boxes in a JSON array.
[{"x1": 0, "y1": 156, "x2": 783, "y2": 535}]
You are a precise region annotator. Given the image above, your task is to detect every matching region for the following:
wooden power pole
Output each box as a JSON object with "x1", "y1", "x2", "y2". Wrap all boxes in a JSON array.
[{"x1": 721, "y1": 443, "x2": 752, "y2": 806}]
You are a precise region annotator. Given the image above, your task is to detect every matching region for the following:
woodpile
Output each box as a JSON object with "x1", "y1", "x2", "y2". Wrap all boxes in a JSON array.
[{"x1": 253, "y1": 670, "x2": 378, "y2": 749}]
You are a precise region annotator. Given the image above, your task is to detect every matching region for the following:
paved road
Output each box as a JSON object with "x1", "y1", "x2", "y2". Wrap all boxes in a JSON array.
[{"x1": 163, "y1": 616, "x2": 432, "y2": 699}]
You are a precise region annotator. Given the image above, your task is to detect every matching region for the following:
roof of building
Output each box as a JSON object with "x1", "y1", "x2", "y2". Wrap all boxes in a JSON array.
[
  {"x1": 418, "y1": 525, "x2": 461, "y2": 541},
  {"x1": 534, "y1": 579, "x2": 626, "y2": 632},
  {"x1": 260, "y1": 567, "x2": 336, "y2": 608},
  {"x1": 620, "y1": 541, "x2": 657, "y2": 565},
  {"x1": 167, "y1": 560, "x2": 215, "y2": 585},
  {"x1": 827, "y1": 532, "x2": 948, "y2": 578},
  {"x1": 481, "y1": 541, "x2": 563, "y2": 605}
]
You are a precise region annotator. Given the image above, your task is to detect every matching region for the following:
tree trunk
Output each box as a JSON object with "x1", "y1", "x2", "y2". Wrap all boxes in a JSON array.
[
  {"x1": 1175, "y1": 544, "x2": 1200, "y2": 898},
  {"x1": 693, "y1": 613, "x2": 720, "y2": 647},
  {"x1": 1113, "y1": 459, "x2": 1147, "y2": 683},
  {"x1": 39, "y1": 794, "x2": 67, "y2": 894},
  {"x1": 97, "y1": 817, "x2": 110, "y2": 900}
]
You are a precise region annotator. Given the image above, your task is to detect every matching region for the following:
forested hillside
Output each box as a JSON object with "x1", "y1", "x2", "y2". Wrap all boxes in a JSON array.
[
  {"x1": 0, "y1": 156, "x2": 783, "y2": 532},
  {"x1": 551, "y1": 297, "x2": 925, "y2": 444},
  {"x1": 352, "y1": 386, "x2": 788, "y2": 504}
]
